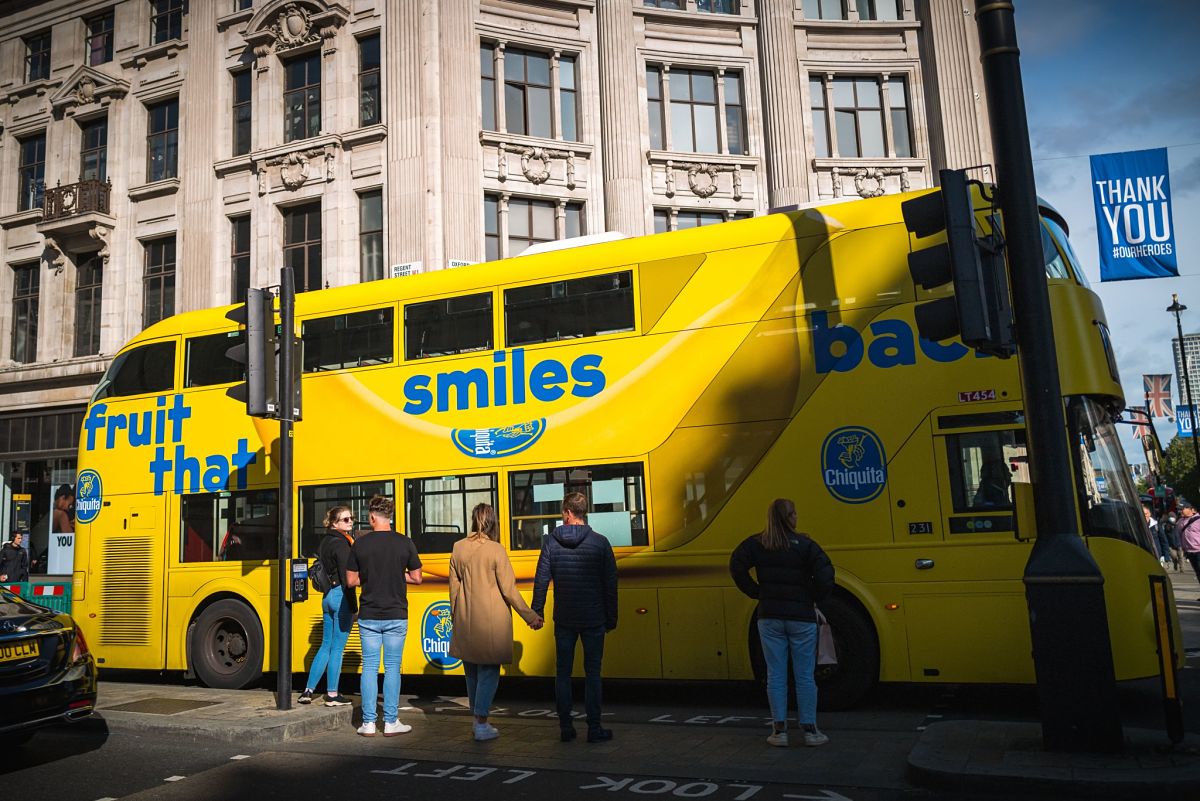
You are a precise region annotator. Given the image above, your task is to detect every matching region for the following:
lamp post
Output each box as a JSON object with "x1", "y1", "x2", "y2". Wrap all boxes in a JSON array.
[{"x1": 1167, "y1": 294, "x2": 1200, "y2": 487}]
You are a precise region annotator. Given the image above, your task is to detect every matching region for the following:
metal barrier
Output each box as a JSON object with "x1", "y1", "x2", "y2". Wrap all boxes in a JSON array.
[{"x1": 0, "y1": 580, "x2": 73, "y2": 615}]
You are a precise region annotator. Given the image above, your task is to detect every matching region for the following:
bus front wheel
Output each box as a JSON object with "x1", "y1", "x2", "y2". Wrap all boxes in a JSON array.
[{"x1": 189, "y1": 599, "x2": 264, "y2": 690}]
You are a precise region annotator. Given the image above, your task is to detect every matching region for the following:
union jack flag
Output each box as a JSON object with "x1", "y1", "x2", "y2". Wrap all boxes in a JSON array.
[
  {"x1": 1144, "y1": 374, "x2": 1174, "y2": 419},
  {"x1": 1132, "y1": 419, "x2": 1152, "y2": 440}
]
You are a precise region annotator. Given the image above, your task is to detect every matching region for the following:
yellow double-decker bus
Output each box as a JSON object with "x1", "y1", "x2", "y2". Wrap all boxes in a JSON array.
[{"x1": 70, "y1": 187, "x2": 1174, "y2": 708}]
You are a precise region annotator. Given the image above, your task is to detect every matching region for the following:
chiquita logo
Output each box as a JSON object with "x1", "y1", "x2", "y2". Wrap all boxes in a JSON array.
[
  {"x1": 451, "y1": 419, "x2": 546, "y2": 459},
  {"x1": 421, "y1": 600, "x2": 460, "y2": 670},
  {"x1": 75, "y1": 469, "x2": 103, "y2": 524},
  {"x1": 821, "y1": 426, "x2": 887, "y2": 504}
]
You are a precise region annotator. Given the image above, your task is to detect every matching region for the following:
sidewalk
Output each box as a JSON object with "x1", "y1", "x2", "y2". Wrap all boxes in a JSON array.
[{"x1": 89, "y1": 566, "x2": 1200, "y2": 798}]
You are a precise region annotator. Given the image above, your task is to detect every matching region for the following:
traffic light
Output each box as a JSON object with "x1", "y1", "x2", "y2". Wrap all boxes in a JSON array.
[
  {"x1": 902, "y1": 168, "x2": 1015, "y2": 357},
  {"x1": 225, "y1": 287, "x2": 278, "y2": 417}
]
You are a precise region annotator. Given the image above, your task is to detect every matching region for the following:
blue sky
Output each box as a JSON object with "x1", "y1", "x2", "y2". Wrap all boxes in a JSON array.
[{"x1": 1015, "y1": 0, "x2": 1200, "y2": 463}]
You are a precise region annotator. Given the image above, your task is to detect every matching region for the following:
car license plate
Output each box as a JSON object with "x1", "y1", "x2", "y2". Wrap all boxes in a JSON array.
[{"x1": 0, "y1": 639, "x2": 40, "y2": 663}]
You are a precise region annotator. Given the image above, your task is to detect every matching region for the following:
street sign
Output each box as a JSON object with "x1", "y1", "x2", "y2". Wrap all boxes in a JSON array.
[{"x1": 1177, "y1": 405, "x2": 1195, "y2": 438}]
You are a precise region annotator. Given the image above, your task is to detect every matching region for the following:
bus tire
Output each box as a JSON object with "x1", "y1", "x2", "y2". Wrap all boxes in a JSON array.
[
  {"x1": 746, "y1": 594, "x2": 879, "y2": 712},
  {"x1": 815, "y1": 595, "x2": 879, "y2": 711},
  {"x1": 189, "y1": 599, "x2": 263, "y2": 690}
]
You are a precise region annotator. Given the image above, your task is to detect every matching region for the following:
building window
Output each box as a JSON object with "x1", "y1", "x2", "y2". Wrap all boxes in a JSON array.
[
  {"x1": 889, "y1": 76, "x2": 912, "y2": 158},
  {"x1": 644, "y1": 0, "x2": 684, "y2": 8},
  {"x1": 359, "y1": 190, "x2": 384, "y2": 282},
  {"x1": 810, "y1": 78, "x2": 830, "y2": 158},
  {"x1": 80, "y1": 116, "x2": 108, "y2": 182},
  {"x1": 284, "y1": 52, "x2": 321, "y2": 143},
  {"x1": 86, "y1": 12, "x2": 114, "y2": 66},
  {"x1": 144, "y1": 237, "x2": 176, "y2": 327},
  {"x1": 507, "y1": 197, "x2": 556, "y2": 256},
  {"x1": 283, "y1": 203, "x2": 322, "y2": 292},
  {"x1": 11, "y1": 265, "x2": 39, "y2": 364},
  {"x1": 74, "y1": 256, "x2": 103, "y2": 357},
  {"x1": 483, "y1": 194, "x2": 584, "y2": 260},
  {"x1": 359, "y1": 34, "x2": 381, "y2": 126},
  {"x1": 698, "y1": 0, "x2": 738, "y2": 12},
  {"x1": 654, "y1": 208, "x2": 750, "y2": 232},
  {"x1": 25, "y1": 31, "x2": 51, "y2": 82},
  {"x1": 484, "y1": 195, "x2": 499, "y2": 261},
  {"x1": 151, "y1": 0, "x2": 184, "y2": 45},
  {"x1": 859, "y1": 0, "x2": 901, "y2": 21},
  {"x1": 231, "y1": 216, "x2": 251, "y2": 304},
  {"x1": 647, "y1": 66, "x2": 746, "y2": 155},
  {"x1": 232, "y1": 70, "x2": 252, "y2": 156},
  {"x1": 235, "y1": 0, "x2": 254, "y2": 10},
  {"x1": 17, "y1": 133, "x2": 46, "y2": 212},
  {"x1": 483, "y1": 45, "x2": 579, "y2": 141},
  {"x1": 803, "y1": 0, "x2": 846, "y2": 20},
  {"x1": 480, "y1": 43, "x2": 496, "y2": 130},
  {"x1": 146, "y1": 98, "x2": 179, "y2": 182},
  {"x1": 832, "y1": 76, "x2": 885, "y2": 158}
]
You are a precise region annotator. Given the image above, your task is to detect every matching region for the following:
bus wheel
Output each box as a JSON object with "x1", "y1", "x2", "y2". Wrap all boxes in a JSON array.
[
  {"x1": 190, "y1": 599, "x2": 263, "y2": 690},
  {"x1": 815, "y1": 595, "x2": 879, "y2": 711}
]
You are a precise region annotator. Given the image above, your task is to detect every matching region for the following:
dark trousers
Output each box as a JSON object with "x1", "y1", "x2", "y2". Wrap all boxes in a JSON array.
[{"x1": 554, "y1": 624, "x2": 605, "y2": 729}]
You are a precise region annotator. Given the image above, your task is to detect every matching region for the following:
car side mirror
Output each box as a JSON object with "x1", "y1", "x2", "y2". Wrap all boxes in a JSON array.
[{"x1": 1013, "y1": 482, "x2": 1036, "y2": 541}]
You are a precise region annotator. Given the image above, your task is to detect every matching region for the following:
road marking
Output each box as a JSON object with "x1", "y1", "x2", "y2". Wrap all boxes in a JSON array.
[
  {"x1": 782, "y1": 792, "x2": 853, "y2": 801},
  {"x1": 164, "y1": 776, "x2": 187, "y2": 782},
  {"x1": 230, "y1": 755, "x2": 252, "y2": 760}
]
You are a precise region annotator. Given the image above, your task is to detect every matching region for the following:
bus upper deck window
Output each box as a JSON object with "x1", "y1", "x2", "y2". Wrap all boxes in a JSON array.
[
  {"x1": 1039, "y1": 222, "x2": 1071, "y2": 281},
  {"x1": 1042, "y1": 216, "x2": 1091, "y2": 287},
  {"x1": 505, "y1": 270, "x2": 635, "y2": 347},
  {"x1": 302, "y1": 307, "x2": 394, "y2": 372},
  {"x1": 92, "y1": 341, "x2": 176, "y2": 401},
  {"x1": 185, "y1": 331, "x2": 245, "y2": 388},
  {"x1": 404, "y1": 292, "x2": 493, "y2": 360}
]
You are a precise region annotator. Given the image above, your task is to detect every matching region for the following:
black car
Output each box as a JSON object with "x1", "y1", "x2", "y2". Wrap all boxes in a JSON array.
[{"x1": 0, "y1": 586, "x2": 97, "y2": 746}]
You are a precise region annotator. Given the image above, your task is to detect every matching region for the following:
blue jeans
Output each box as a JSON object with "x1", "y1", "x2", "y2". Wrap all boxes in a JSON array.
[
  {"x1": 554, "y1": 624, "x2": 605, "y2": 729},
  {"x1": 358, "y1": 618, "x2": 408, "y2": 724},
  {"x1": 758, "y1": 618, "x2": 819, "y2": 726},
  {"x1": 305, "y1": 585, "x2": 354, "y2": 694},
  {"x1": 463, "y1": 661, "x2": 501, "y2": 718}
]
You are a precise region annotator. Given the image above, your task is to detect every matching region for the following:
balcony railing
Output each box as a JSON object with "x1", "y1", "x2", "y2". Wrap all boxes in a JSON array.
[{"x1": 43, "y1": 179, "x2": 112, "y2": 221}]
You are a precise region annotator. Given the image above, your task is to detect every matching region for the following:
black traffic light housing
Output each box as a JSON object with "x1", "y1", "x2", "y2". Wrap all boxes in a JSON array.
[
  {"x1": 225, "y1": 287, "x2": 279, "y2": 417},
  {"x1": 902, "y1": 168, "x2": 1015, "y2": 358}
]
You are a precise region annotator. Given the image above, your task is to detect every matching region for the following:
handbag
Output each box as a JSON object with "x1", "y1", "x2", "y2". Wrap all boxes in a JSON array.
[{"x1": 815, "y1": 608, "x2": 838, "y2": 665}]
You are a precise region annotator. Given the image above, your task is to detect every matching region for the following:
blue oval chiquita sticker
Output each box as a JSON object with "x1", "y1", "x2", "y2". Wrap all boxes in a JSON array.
[
  {"x1": 451, "y1": 419, "x2": 546, "y2": 459},
  {"x1": 421, "y1": 600, "x2": 461, "y2": 670},
  {"x1": 75, "y1": 469, "x2": 103, "y2": 524},
  {"x1": 820, "y1": 426, "x2": 887, "y2": 504}
]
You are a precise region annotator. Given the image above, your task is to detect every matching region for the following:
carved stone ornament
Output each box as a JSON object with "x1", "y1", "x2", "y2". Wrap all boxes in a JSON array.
[
  {"x1": 687, "y1": 164, "x2": 720, "y2": 199},
  {"x1": 272, "y1": 3, "x2": 317, "y2": 51},
  {"x1": 521, "y1": 148, "x2": 552, "y2": 184},
  {"x1": 853, "y1": 168, "x2": 888, "y2": 198},
  {"x1": 43, "y1": 237, "x2": 67, "y2": 275},
  {"x1": 664, "y1": 160, "x2": 676, "y2": 198},
  {"x1": 278, "y1": 151, "x2": 311, "y2": 189},
  {"x1": 75, "y1": 77, "x2": 96, "y2": 105},
  {"x1": 496, "y1": 143, "x2": 508, "y2": 182},
  {"x1": 89, "y1": 225, "x2": 110, "y2": 264}
]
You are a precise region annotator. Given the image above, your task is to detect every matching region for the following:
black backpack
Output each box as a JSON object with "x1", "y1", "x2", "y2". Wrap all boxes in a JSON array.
[{"x1": 309, "y1": 532, "x2": 352, "y2": 594}]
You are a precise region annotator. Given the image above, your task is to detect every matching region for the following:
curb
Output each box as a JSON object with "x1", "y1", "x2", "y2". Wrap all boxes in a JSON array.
[{"x1": 96, "y1": 705, "x2": 354, "y2": 747}]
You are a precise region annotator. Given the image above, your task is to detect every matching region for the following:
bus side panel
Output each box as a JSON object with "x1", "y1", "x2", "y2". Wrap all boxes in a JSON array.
[
  {"x1": 660, "y1": 587, "x2": 727, "y2": 679},
  {"x1": 1090, "y1": 537, "x2": 1177, "y2": 678},
  {"x1": 89, "y1": 494, "x2": 167, "y2": 670},
  {"x1": 903, "y1": 588, "x2": 1033, "y2": 683}
]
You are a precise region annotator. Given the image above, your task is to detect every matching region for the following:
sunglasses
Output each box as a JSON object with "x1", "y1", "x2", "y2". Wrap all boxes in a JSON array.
[{"x1": 338, "y1": 516, "x2": 354, "y2": 523}]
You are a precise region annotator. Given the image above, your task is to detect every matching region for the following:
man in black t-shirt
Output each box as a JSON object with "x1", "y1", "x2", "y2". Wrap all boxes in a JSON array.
[{"x1": 346, "y1": 495, "x2": 422, "y2": 737}]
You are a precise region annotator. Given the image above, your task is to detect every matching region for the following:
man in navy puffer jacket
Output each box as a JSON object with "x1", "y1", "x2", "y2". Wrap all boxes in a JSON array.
[{"x1": 532, "y1": 491, "x2": 618, "y2": 743}]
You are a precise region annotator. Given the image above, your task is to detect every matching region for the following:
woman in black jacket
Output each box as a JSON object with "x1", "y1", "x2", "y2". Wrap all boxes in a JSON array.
[
  {"x1": 730, "y1": 498, "x2": 835, "y2": 748},
  {"x1": 299, "y1": 506, "x2": 357, "y2": 706}
]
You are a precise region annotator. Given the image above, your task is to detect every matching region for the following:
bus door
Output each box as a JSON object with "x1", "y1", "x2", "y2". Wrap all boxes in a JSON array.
[
  {"x1": 898, "y1": 408, "x2": 1035, "y2": 683},
  {"x1": 93, "y1": 492, "x2": 168, "y2": 670}
]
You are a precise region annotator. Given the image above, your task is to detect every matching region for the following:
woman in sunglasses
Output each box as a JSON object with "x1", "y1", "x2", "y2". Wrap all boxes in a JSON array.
[{"x1": 299, "y1": 505, "x2": 358, "y2": 706}]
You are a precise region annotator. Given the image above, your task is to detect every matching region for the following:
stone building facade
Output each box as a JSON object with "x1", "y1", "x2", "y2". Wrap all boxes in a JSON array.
[{"x1": 0, "y1": 0, "x2": 991, "y2": 572}]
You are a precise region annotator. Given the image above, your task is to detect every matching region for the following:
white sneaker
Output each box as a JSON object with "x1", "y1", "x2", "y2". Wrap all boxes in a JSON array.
[
  {"x1": 383, "y1": 720, "x2": 412, "y2": 736},
  {"x1": 803, "y1": 728, "x2": 829, "y2": 747},
  {"x1": 766, "y1": 730, "x2": 788, "y2": 747},
  {"x1": 474, "y1": 722, "x2": 499, "y2": 741},
  {"x1": 357, "y1": 721, "x2": 376, "y2": 737}
]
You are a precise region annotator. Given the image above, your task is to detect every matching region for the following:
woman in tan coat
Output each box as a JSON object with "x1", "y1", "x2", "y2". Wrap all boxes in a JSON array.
[{"x1": 449, "y1": 503, "x2": 543, "y2": 741}]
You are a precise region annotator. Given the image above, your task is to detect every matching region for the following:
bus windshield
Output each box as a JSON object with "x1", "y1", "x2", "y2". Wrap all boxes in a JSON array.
[{"x1": 1067, "y1": 396, "x2": 1152, "y2": 552}]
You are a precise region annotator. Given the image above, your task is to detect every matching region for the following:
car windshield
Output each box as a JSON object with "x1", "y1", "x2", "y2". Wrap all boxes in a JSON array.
[{"x1": 1067, "y1": 396, "x2": 1152, "y2": 553}]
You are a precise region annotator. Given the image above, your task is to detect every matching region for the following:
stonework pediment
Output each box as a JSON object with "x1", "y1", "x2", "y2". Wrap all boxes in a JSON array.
[
  {"x1": 49, "y1": 66, "x2": 130, "y2": 117},
  {"x1": 245, "y1": 0, "x2": 349, "y2": 59}
]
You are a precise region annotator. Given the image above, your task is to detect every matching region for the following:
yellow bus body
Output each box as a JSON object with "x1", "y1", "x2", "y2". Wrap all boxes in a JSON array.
[{"x1": 71, "y1": 189, "x2": 1179, "y2": 704}]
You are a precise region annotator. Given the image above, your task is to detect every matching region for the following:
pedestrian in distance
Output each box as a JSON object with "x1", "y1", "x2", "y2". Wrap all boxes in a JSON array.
[
  {"x1": 346, "y1": 495, "x2": 423, "y2": 737},
  {"x1": 532, "y1": 491, "x2": 618, "y2": 744},
  {"x1": 0, "y1": 532, "x2": 30, "y2": 583},
  {"x1": 1143, "y1": 502, "x2": 1168, "y2": 566},
  {"x1": 448, "y1": 503, "x2": 544, "y2": 742},
  {"x1": 730, "y1": 498, "x2": 835, "y2": 748},
  {"x1": 299, "y1": 505, "x2": 358, "y2": 707},
  {"x1": 1177, "y1": 499, "x2": 1200, "y2": 589}
]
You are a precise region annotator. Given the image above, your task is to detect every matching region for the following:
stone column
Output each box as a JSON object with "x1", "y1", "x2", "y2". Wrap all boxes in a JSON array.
[
  {"x1": 384, "y1": 0, "x2": 426, "y2": 268},
  {"x1": 596, "y1": 0, "x2": 645, "y2": 237},
  {"x1": 438, "y1": 0, "x2": 482, "y2": 265},
  {"x1": 757, "y1": 0, "x2": 809, "y2": 208},
  {"x1": 178, "y1": 0, "x2": 218, "y2": 312},
  {"x1": 916, "y1": 0, "x2": 993, "y2": 179}
]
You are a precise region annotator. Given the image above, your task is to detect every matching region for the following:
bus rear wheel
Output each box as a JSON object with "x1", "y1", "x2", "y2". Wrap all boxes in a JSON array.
[{"x1": 190, "y1": 599, "x2": 264, "y2": 690}]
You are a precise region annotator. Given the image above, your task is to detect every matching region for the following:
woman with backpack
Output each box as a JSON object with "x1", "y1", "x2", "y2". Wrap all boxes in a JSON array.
[
  {"x1": 730, "y1": 498, "x2": 835, "y2": 748},
  {"x1": 299, "y1": 505, "x2": 357, "y2": 706}
]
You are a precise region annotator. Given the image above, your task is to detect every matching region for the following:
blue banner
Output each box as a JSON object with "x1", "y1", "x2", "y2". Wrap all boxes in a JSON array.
[
  {"x1": 1090, "y1": 148, "x2": 1177, "y2": 281},
  {"x1": 1178, "y1": 405, "x2": 1195, "y2": 438}
]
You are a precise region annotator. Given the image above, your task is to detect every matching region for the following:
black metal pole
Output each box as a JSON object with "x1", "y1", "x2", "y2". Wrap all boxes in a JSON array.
[
  {"x1": 275, "y1": 267, "x2": 295, "y2": 710},
  {"x1": 974, "y1": 0, "x2": 1122, "y2": 752},
  {"x1": 1169, "y1": 297, "x2": 1200, "y2": 488}
]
